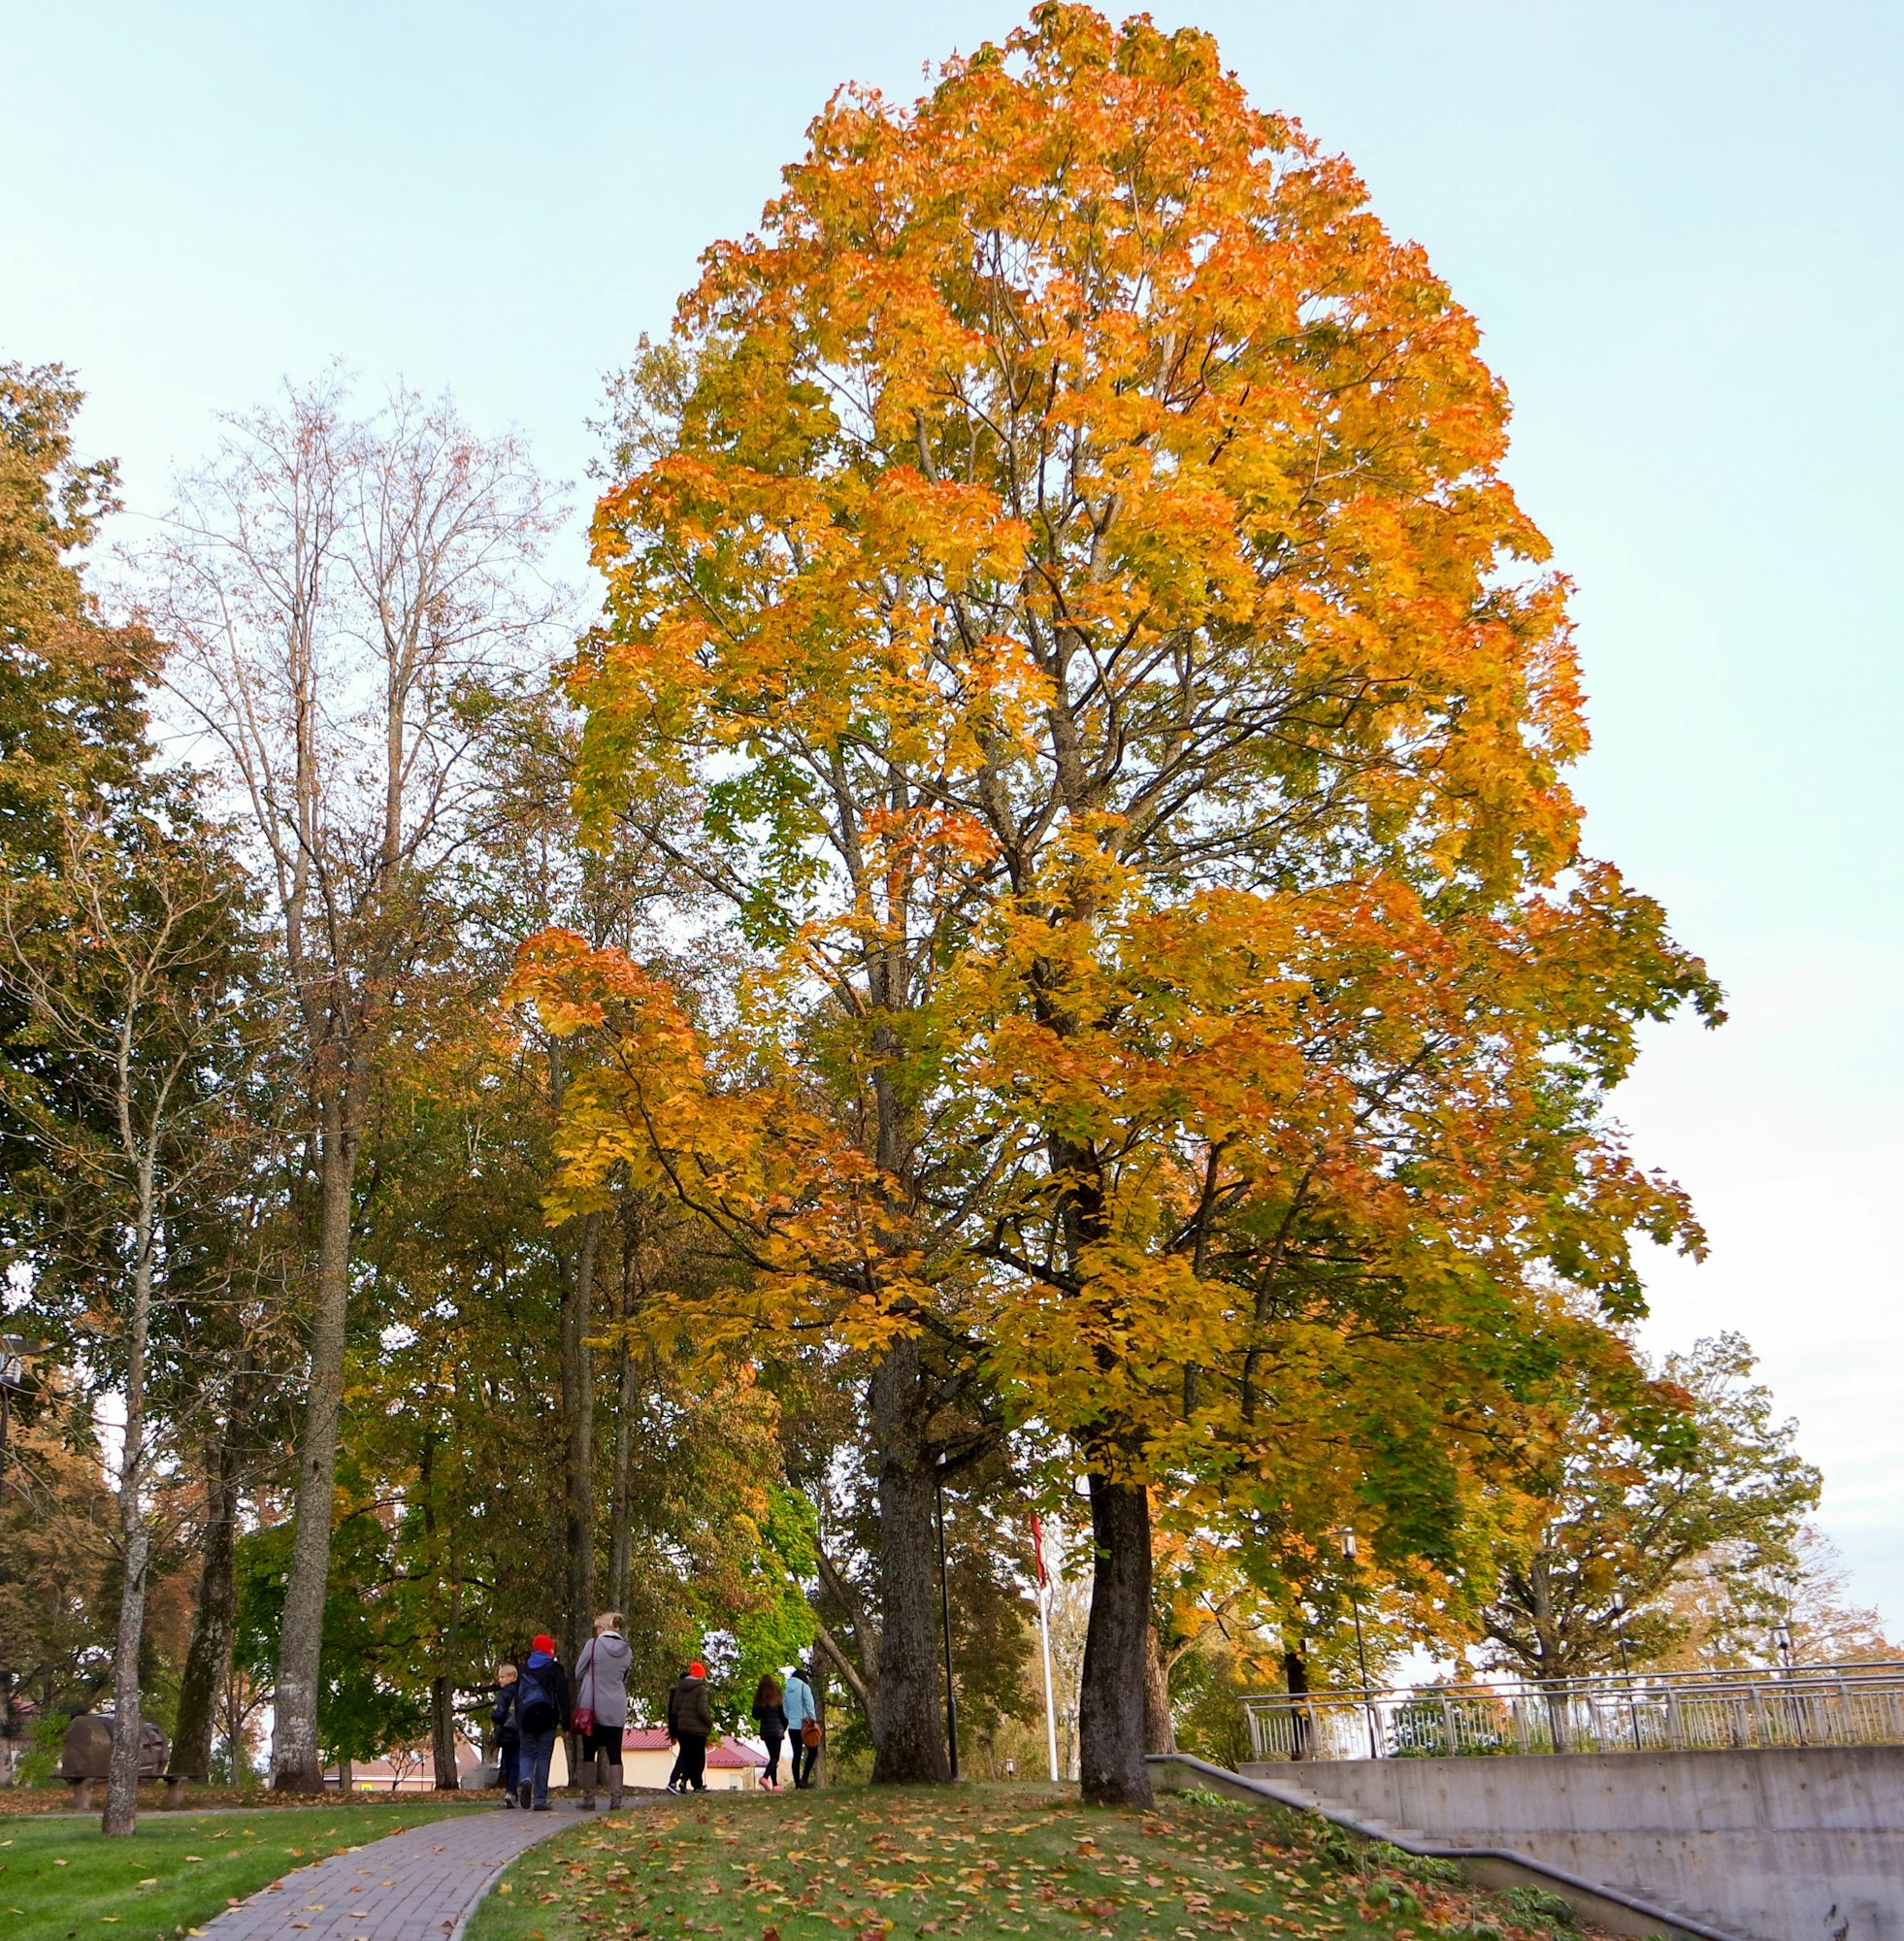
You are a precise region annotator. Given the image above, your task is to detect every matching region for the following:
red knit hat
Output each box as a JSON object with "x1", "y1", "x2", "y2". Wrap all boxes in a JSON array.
[
  {"x1": 689, "y1": 1661, "x2": 706, "y2": 1678},
  {"x1": 532, "y1": 1632, "x2": 555, "y2": 1653}
]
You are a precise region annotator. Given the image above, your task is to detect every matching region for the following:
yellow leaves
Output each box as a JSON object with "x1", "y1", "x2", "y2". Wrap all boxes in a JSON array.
[
  {"x1": 510, "y1": 927, "x2": 952, "y2": 1356},
  {"x1": 535, "y1": 1, "x2": 1717, "y2": 1618}
]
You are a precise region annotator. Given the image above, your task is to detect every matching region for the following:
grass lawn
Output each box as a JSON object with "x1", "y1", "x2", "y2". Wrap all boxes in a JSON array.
[
  {"x1": 1, "y1": 1800, "x2": 476, "y2": 1941},
  {"x1": 465, "y1": 1784, "x2": 1598, "y2": 1941}
]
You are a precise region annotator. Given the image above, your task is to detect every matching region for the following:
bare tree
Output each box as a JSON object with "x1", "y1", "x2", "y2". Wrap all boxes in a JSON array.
[
  {"x1": 147, "y1": 376, "x2": 566, "y2": 1789},
  {"x1": 0, "y1": 800, "x2": 258, "y2": 1833}
]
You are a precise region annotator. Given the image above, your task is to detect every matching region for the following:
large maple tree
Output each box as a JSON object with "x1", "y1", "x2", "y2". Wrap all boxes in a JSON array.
[{"x1": 522, "y1": 4, "x2": 1719, "y2": 1801}]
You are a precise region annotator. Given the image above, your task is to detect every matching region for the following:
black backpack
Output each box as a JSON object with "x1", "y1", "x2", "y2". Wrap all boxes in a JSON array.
[{"x1": 517, "y1": 1661, "x2": 559, "y2": 1733}]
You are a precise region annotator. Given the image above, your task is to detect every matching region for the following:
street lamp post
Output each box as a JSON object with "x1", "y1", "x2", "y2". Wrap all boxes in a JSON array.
[
  {"x1": 1610, "y1": 1593, "x2": 1642, "y2": 1751},
  {"x1": 1771, "y1": 1621, "x2": 1795, "y2": 1673},
  {"x1": 0, "y1": 1335, "x2": 46, "y2": 1489},
  {"x1": 1333, "y1": 1529, "x2": 1379, "y2": 1760}
]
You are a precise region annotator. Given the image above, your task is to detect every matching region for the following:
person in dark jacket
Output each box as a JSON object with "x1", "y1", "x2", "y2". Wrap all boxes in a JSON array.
[
  {"x1": 511, "y1": 1634, "x2": 571, "y2": 1811},
  {"x1": 492, "y1": 1664, "x2": 521, "y2": 1805},
  {"x1": 665, "y1": 1661, "x2": 713, "y2": 1793},
  {"x1": 751, "y1": 1671, "x2": 787, "y2": 1791}
]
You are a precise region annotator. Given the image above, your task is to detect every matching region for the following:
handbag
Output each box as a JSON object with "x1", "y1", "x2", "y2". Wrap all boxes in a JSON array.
[
  {"x1": 801, "y1": 1718, "x2": 822, "y2": 1748},
  {"x1": 573, "y1": 1642, "x2": 596, "y2": 1737}
]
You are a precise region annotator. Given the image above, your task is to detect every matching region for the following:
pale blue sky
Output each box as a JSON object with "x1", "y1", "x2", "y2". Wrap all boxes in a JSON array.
[{"x1": 5, "y1": 2, "x2": 1900, "y2": 1625}]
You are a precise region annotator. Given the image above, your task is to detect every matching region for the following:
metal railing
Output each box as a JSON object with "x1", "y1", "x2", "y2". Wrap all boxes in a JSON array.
[{"x1": 1242, "y1": 1661, "x2": 1904, "y2": 1761}]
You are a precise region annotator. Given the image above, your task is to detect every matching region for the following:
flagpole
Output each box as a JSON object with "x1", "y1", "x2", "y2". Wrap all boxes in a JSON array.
[
  {"x1": 1032, "y1": 1514, "x2": 1059, "y2": 1783},
  {"x1": 1037, "y1": 1585, "x2": 1060, "y2": 1782}
]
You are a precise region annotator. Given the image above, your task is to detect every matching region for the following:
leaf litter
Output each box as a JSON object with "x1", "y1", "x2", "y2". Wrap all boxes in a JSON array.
[{"x1": 464, "y1": 1786, "x2": 1607, "y2": 1941}]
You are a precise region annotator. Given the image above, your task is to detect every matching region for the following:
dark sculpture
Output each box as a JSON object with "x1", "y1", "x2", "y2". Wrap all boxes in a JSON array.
[{"x1": 58, "y1": 1714, "x2": 176, "y2": 1809}]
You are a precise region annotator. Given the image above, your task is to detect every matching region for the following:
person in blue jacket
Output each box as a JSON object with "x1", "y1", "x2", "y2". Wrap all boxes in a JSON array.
[
  {"x1": 509, "y1": 1633, "x2": 571, "y2": 1811},
  {"x1": 782, "y1": 1662, "x2": 821, "y2": 1790}
]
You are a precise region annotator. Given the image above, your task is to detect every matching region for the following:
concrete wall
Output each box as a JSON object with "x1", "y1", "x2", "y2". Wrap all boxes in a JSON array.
[{"x1": 1242, "y1": 1746, "x2": 1904, "y2": 1941}]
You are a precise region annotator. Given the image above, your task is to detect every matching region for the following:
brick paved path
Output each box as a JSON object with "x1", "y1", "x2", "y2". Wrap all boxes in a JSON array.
[{"x1": 196, "y1": 1807, "x2": 589, "y2": 1941}]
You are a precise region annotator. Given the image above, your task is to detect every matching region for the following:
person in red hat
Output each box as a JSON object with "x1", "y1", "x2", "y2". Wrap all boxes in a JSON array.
[
  {"x1": 508, "y1": 1633, "x2": 571, "y2": 1810},
  {"x1": 665, "y1": 1661, "x2": 712, "y2": 1793}
]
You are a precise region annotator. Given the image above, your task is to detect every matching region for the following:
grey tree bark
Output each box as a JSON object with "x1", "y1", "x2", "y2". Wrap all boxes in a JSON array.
[
  {"x1": 173, "y1": 1416, "x2": 245, "y2": 1781},
  {"x1": 1283, "y1": 1644, "x2": 1313, "y2": 1760},
  {"x1": 867, "y1": 1338, "x2": 950, "y2": 1785},
  {"x1": 271, "y1": 1098, "x2": 356, "y2": 1790},
  {"x1": 560, "y1": 1211, "x2": 602, "y2": 1663},
  {"x1": 1142, "y1": 1614, "x2": 1175, "y2": 1756},
  {"x1": 102, "y1": 1147, "x2": 155, "y2": 1835},
  {"x1": 430, "y1": 1675, "x2": 459, "y2": 1792},
  {"x1": 607, "y1": 1205, "x2": 640, "y2": 1618},
  {"x1": 1076, "y1": 1471, "x2": 1155, "y2": 1808}
]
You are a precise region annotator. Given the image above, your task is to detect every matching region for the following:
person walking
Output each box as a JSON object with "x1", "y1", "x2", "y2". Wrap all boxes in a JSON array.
[
  {"x1": 783, "y1": 1662, "x2": 822, "y2": 1790},
  {"x1": 492, "y1": 1664, "x2": 522, "y2": 1805},
  {"x1": 512, "y1": 1633, "x2": 571, "y2": 1812},
  {"x1": 573, "y1": 1612, "x2": 634, "y2": 1812},
  {"x1": 666, "y1": 1661, "x2": 713, "y2": 1793},
  {"x1": 751, "y1": 1671, "x2": 788, "y2": 1791}
]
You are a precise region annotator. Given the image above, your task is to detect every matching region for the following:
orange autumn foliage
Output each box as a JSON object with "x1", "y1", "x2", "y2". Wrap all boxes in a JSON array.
[{"x1": 515, "y1": 7, "x2": 1721, "y2": 1792}]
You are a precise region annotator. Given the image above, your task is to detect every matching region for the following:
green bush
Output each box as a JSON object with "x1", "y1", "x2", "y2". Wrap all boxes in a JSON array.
[
  {"x1": 1503, "y1": 1884, "x2": 1579, "y2": 1927},
  {"x1": 14, "y1": 1712, "x2": 67, "y2": 1789}
]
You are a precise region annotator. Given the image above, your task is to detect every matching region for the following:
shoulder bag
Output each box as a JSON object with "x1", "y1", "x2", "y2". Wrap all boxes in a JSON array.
[{"x1": 572, "y1": 1642, "x2": 596, "y2": 1738}]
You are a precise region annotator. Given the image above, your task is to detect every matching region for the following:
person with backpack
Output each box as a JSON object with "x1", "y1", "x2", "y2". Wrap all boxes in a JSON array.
[
  {"x1": 491, "y1": 1664, "x2": 521, "y2": 1805},
  {"x1": 750, "y1": 1671, "x2": 787, "y2": 1791},
  {"x1": 665, "y1": 1661, "x2": 713, "y2": 1793},
  {"x1": 573, "y1": 1612, "x2": 633, "y2": 1812},
  {"x1": 511, "y1": 1633, "x2": 571, "y2": 1811},
  {"x1": 783, "y1": 1662, "x2": 822, "y2": 1789}
]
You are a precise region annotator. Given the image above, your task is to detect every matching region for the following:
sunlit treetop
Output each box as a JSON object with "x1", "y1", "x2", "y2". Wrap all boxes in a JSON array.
[{"x1": 582, "y1": 1, "x2": 1594, "y2": 946}]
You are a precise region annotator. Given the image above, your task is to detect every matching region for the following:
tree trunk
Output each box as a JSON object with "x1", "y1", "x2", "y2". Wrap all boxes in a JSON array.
[
  {"x1": 223, "y1": 1663, "x2": 251, "y2": 1787},
  {"x1": 1528, "y1": 1555, "x2": 1572, "y2": 1752},
  {"x1": 173, "y1": 1418, "x2": 244, "y2": 1780},
  {"x1": 560, "y1": 1212, "x2": 601, "y2": 1661},
  {"x1": 103, "y1": 1182, "x2": 155, "y2": 1836},
  {"x1": 430, "y1": 1674, "x2": 459, "y2": 1791},
  {"x1": 607, "y1": 1203, "x2": 640, "y2": 1617},
  {"x1": 607, "y1": 1347, "x2": 636, "y2": 1619},
  {"x1": 1142, "y1": 1614, "x2": 1175, "y2": 1755},
  {"x1": 868, "y1": 1338, "x2": 950, "y2": 1784},
  {"x1": 1076, "y1": 1471, "x2": 1153, "y2": 1807},
  {"x1": 1284, "y1": 1645, "x2": 1312, "y2": 1760},
  {"x1": 271, "y1": 1096, "x2": 356, "y2": 1791}
]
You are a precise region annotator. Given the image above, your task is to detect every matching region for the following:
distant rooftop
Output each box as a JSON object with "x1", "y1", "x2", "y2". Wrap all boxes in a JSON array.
[{"x1": 621, "y1": 1727, "x2": 759, "y2": 1769}]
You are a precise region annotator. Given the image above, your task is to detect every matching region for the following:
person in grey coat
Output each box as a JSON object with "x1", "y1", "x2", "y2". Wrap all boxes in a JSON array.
[{"x1": 573, "y1": 1612, "x2": 634, "y2": 1811}]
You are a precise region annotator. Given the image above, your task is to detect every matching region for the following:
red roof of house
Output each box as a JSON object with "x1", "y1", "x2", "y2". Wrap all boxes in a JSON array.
[{"x1": 620, "y1": 1727, "x2": 759, "y2": 1769}]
